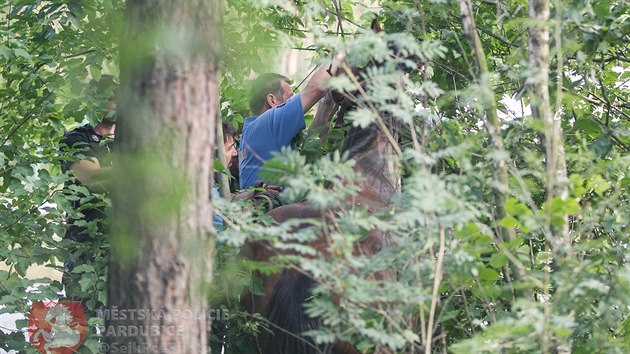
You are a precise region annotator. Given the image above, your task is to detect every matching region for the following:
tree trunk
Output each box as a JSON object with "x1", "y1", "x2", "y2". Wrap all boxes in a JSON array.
[
  {"x1": 460, "y1": 0, "x2": 527, "y2": 293},
  {"x1": 107, "y1": 1, "x2": 223, "y2": 353},
  {"x1": 527, "y1": 0, "x2": 571, "y2": 252}
]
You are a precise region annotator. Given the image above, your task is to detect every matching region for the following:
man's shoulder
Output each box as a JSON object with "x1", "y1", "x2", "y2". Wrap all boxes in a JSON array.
[
  {"x1": 241, "y1": 116, "x2": 259, "y2": 134},
  {"x1": 63, "y1": 125, "x2": 93, "y2": 139},
  {"x1": 277, "y1": 93, "x2": 301, "y2": 110},
  {"x1": 259, "y1": 94, "x2": 303, "y2": 122},
  {"x1": 272, "y1": 94, "x2": 303, "y2": 124},
  {"x1": 61, "y1": 125, "x2": 99, "y2": 149},
  {"x1": 242, "y1": 116, "x2": 257, "y2": 127}
]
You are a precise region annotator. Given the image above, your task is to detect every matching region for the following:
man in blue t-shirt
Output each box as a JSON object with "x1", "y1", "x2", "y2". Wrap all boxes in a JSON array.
[{"x1": 239, "y1": 56, "x2": 344, "y2": 189}]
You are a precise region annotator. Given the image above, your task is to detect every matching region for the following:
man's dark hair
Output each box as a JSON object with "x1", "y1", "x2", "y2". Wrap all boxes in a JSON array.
[
  {"x1": 222, "y1": 121, "x2": 235, "y2": 143},
  {"x1": 249, "y1": 73, "x2": 291, "y2": 115}
]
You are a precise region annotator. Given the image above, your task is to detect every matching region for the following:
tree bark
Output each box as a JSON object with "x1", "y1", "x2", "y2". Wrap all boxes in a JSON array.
[
  {"x1": 107, "y1": 1, "x2": 223, "y2": 353},
  {"x1": 527, "y1": 0, "x2": 571, "y2": 252}
]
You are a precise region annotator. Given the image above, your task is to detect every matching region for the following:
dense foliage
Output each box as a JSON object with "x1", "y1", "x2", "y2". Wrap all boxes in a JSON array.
[
  {"x1": 215, "y1": 0, "x2": 630, "y2": 353},
  {"x1": 0, "y1": 1, "x2": 121, "y2": 352},
  {"x1": 1, "y1": 0, "x2": 628, "y2": 353}
]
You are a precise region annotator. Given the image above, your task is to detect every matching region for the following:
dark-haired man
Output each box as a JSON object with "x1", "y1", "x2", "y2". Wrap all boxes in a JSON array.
[
  {"x1": 238, "y1": 55, "x2": 344, "y2": 189},
  {"x1": 213, "y1": 121, "x2": 238, "y2": 230},
  {"x1": 60, "y1": 103, "x2": 115, "y2": 300},
  {"x1": 61, "y1": 108, "x2": 115, "y2": 241}
]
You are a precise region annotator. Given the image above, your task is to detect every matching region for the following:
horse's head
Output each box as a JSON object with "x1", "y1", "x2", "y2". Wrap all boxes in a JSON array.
[{"x1": 325, "y1": 19, "x2": 416, "y2": 200}]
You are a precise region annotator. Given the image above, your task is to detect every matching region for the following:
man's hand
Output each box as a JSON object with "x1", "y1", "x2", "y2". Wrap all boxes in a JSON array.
[
  {"x1": 68, "y1": 158, "x2": 111, "y2": 192},
  {"x1": 69, "y1": 158, "x2": 100, "y2": 185},
  {"x1": 300, "y1": 50, "x2": 347, "y2": 114}
]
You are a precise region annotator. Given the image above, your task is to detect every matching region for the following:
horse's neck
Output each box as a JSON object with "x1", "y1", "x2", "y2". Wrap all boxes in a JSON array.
[{"x1": 352, "y1": 134, "x2": 400, "y2": 207}]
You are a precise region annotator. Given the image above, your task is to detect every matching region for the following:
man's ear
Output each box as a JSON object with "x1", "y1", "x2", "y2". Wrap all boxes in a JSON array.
[{"x1": 266, "y1": 93, "x2": 275, "y2": 108}]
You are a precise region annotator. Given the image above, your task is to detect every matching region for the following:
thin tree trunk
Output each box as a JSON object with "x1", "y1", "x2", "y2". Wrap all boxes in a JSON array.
[
  {"x1": 527, "y1": 0, "x2": 570, "y2": 352},
  {"x1": 527, "y1": 0, "x2": 570, "y2": 253},
  {"x1": 107, "y1": 1, "x2": 223, "y2": 353},
  {"x1": 216, "y1": 118, "x2": 231, "y2": 198},
  {"x1": 460, "y1": 0, "x2": 526, "y2": 291}
]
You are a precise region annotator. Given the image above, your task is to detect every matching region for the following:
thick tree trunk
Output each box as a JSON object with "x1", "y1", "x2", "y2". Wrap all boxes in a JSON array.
[
  {"x1": 107, "y1": 1, "x2": 222, "y2": 353},
  {"x1": 527, "y1": 0, "x2": 570, "y2": 252}
]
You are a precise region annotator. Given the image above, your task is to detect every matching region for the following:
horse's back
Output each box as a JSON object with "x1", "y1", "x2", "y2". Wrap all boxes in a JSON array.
[{"x1": 268, "y1": 202, "x2": 320, "y2": 223}]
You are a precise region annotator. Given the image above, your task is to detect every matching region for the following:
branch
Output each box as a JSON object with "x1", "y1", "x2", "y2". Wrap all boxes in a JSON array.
[
  {"x1": 433, "y1": 61, "x2": 469, "y2": 81},
  {"x1": 596, "y1": 59, "x2": 612, "y2": 126},
  {"x1": 331, "y1": 0, "x2": 346, "y2": 38},
  {"x1": 62, "y1": 49, "x2": 96, "y2": 60},
  {"x1": 291, "y1": 47, "x2": 318, "y2": 51},
  {"x1": 424, "y1": 228, "x2": 445, "y2": 354},
  {"x1": 276, "y1": 26, "x2": 361, "y2": 36},
  {"x1": 323, "y1": 9, "x2": 361, "y2": 28},
  {"x1": 0, "y1": 90, "x2": 53, "y2": 149},
  {"x1": 477, "y1": 26, "x2": 520, "y2": 48},
  {"x1": 570, "y1": 109, "x2": 630, "y2": 152},
  {"x1": 0, "y1": 189, "x2": 61, "y2": 232},
  {"x1": 568, "y1": 88, "x2": 630, "y2": 121}
]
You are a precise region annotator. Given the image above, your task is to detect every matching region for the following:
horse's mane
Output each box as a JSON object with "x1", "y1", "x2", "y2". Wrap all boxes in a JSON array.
[{"x1": 340, "y1": 124, "x2": 380, "y2": 159}]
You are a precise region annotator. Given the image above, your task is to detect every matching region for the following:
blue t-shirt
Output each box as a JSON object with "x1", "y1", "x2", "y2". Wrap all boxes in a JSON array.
[{"x1": 239, "y1": 94, "x2": 304, "y2": 189}]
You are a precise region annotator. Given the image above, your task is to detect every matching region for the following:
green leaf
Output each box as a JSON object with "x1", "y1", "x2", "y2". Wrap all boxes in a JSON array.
[
  {"x1": 14, "y1": 262, "x2": 27, "y2": 277},
  {"x1": 89, "y1": 64, "x2": 102, "y2": 82},
  {"x1": 588, "y1": 174, "x2": 611, "y2": 196},
  {"x1": 455, "y1": 221, "x2": 480, "y2": 240},
  {"x1": 347, "y1": 108, "x2": 378, "y2": 129},
  {"x1": 79, "y1": 277, "x2": 94, "y2": 292},
  {"x1": 249, "y1": 277, "x2": 265, "y2": 296},
  {"x1": 535, "y1": 251, "x2": 553, "y2": 265},
  {"x1": 498, "y1": 215, "x2": 519, "y2": 228},
  {"x1": 589, "y1": 135, "x2": 613, "y2": 157},
  {"x1": 72, "y1": 264, "x2": 95, "y2": 273},
  {"x1": 506, "y1": 237, "x2": 524, "y2": 250},
  {"x1": 550, "y1": 214, "x2": 566, "y2": 227},
  {"x1": 13, "y1": 48, "x2": 32, "y2": 61},
  {"x1": 489, "y1": 253, "x2": 508, "y2": 269},
  {"x1": 526, "y1": 118, "x2": 546, "y2": 133},
  {"x1": 574, "y1": 118, "x2": 601, "y2": 135},
  {"x1": 563, "y1": 199, "x2": 581, "y2": 215},
  {"x1": 593, "y1": 0, "x2": 610, "y2": 17},
  {"x1": 478, "y1": 268, "x2": 500, "y2": 283},
  {"x1": 504, "y1": 198, "x2": 530, "y2": 216},
  {"x1": 569, "y1": 173, "x2": 586, "y2": 198},
  {"x1": 0, "y1": 45, "x2": 11, "y2": 59},
  {"x1": 548, "y1": 197, "x2": 581, "y2": 216}
]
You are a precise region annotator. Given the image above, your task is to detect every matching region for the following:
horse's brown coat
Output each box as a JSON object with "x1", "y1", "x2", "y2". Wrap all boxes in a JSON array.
[{"x1": 241, "y1": 131, "x2": 399, "y2": 353}]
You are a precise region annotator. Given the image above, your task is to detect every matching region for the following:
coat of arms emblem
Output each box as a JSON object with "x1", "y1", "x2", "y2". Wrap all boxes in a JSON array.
[{"x1": 28, "y1": 301, "x2": 87, "y2": 354}]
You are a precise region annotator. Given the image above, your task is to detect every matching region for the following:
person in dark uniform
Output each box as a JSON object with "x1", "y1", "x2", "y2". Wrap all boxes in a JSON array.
[{"x1": 59, "y1": 101, "x2": 115, "y2": 302}]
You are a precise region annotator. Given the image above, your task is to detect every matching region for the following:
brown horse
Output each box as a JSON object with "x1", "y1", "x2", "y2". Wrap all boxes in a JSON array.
[{"x1": 240, "y1": 97, "x2": 401, "y2": 354}]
